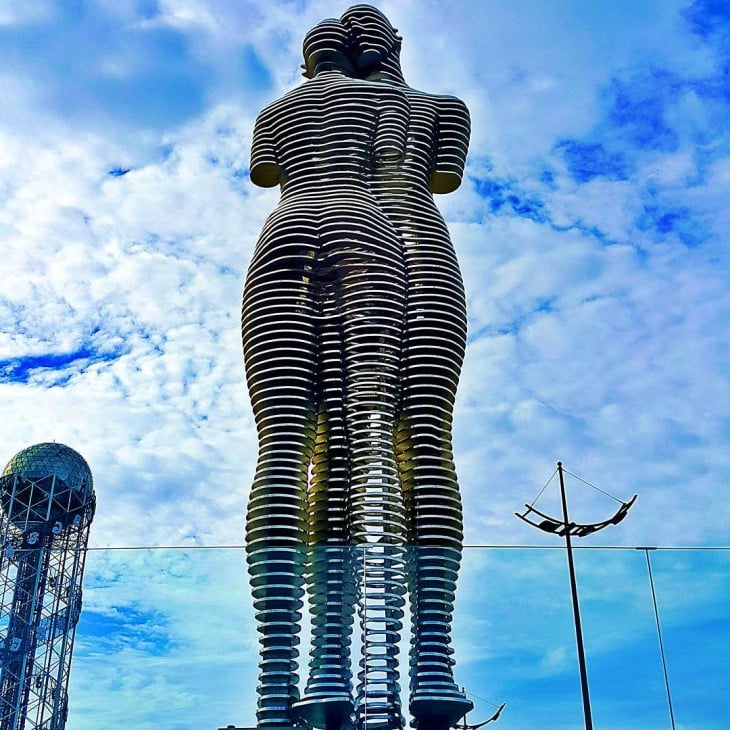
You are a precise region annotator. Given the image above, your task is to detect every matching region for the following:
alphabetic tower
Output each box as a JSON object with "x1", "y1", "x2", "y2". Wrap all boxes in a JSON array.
[{"x1": 0, "y1": 443, "x2": 96, "y2": 730}]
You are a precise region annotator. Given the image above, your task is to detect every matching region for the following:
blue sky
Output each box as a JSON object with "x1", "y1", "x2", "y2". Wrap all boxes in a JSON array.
[{"x1": 0, "y1": 0, "x2": 728, "y2": 728}]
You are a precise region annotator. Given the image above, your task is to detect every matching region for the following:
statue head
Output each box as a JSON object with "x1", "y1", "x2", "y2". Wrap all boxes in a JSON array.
[
  {"x1": 340, "y1": 4, "x2": 403, "y2": 75},
  {"x1": 302, "y1": 18, "x2": 354, "y2": 78}
]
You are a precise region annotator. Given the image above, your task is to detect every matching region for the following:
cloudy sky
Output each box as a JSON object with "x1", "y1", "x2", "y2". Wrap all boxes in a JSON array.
[{"x1": 0, "y1": 0, "x2": 728, "y2": 728}]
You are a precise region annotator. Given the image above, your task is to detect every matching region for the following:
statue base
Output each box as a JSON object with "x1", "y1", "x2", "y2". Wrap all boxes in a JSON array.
[
  {"x1": 293, "y1": 695, "x2": 355, "y2": 729},
  {"x1": 410, "y1": 694, "x2": 474, "y2": 729}
]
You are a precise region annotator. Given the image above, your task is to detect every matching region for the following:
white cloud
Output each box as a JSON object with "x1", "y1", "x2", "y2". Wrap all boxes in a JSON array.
[{"x1": 0, "y1": 0, "x2": 56, "y2": 25}]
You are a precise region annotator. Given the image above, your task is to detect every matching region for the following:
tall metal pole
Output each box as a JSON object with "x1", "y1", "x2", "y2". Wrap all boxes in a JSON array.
[
  {"x1": 642, "y1": 548, "x2": 676, "y2": 730},
  {"x1": 557, "y1": 461, "x2": 593, "y2": 730}
]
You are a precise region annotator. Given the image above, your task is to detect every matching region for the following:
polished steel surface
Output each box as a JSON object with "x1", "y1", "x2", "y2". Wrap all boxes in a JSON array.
[{"x1": 243, "y1": 8, "x2": 471, "y2": 729}]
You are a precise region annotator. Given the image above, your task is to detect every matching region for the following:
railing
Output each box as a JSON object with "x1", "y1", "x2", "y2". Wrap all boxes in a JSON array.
[{"x1": 62, "y1": 545, "x2": 728, "y2": 730}]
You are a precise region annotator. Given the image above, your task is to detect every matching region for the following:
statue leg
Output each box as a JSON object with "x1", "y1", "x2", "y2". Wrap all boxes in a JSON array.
[
  {"x1": 295, "y1": 313, "x2": 356, "y2": 729},
  {"x1": 399, "y1": 255, "x2": 472, "y2": 730},
  {"x1": 243, "y1": 235, "x2": 319, "y2": 728},
  {"x1": 334, "y1": 229, "x2": 408, "y2": 730}
]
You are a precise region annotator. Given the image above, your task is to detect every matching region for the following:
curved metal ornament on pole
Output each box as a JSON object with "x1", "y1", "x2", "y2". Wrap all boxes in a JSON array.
[
  {"x1": 515, "y1": 462, "x2": 636, "y2": 730},
  {"x1": 242, "y1": 6, "x2": 472, "y2": 730}
]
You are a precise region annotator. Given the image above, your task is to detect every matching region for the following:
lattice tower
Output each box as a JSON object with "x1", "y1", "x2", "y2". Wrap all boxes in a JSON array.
[{"x1": 0, "y1": 444, "x2": 95, "y2": 730}]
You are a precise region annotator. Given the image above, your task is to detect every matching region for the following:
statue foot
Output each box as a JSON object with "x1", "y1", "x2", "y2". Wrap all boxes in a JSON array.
[
  {"x1": 293, "y1": 694, "x2": 354, "y2": 729},
  {"x1": 410, "y1": 690, "x2": 473, "y2": 730}
]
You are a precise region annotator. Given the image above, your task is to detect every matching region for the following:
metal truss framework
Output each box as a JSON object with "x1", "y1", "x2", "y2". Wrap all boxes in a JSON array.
[
  {"x1": 243, "y1": 7, "x2": 471, "y2": 730},
  {"x1": 0, "y1": 444, "x2": 95, "y2": 730}
]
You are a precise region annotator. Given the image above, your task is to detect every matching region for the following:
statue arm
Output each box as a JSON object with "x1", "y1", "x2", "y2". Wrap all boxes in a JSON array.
[
  {"x1": 249, "y1": 108, "x2": 280, "y2": 188},
  {"x1": 430, "y1": 96, "x2": 471, "y2": 194}
]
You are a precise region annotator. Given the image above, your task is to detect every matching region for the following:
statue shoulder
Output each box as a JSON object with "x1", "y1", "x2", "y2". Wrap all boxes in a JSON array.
[
  {"x1": 403, "y1": 87, "x2": 468, "y2": 115},
  {"x1": 438, "y1": 94, "x2": 470, "y2": 126},
  {"x1": 255, "y1": 83, "x2": 308, "y2": 125},
  {"x1": 251, "y1": 88, "x2": 307, "y2": 189},
  {"x1": 427, "y1": 93, "x2": 471, "y2": 194}
]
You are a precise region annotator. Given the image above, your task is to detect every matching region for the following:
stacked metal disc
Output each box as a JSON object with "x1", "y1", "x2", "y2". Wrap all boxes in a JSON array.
[
  {"x1": 340, "y1": 6, "x2": 474, "y2": 728},
  {"x1": 245, "y1": 6, "x2": 473, "y2": 728},
  {"x1": 243, "y1": 17, "x2": 410, "y2": 729}
]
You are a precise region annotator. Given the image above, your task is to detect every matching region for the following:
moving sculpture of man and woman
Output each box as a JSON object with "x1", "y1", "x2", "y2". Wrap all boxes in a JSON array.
[{"x1": 242, "y1": 6, "x2": 471, "y2": 730}]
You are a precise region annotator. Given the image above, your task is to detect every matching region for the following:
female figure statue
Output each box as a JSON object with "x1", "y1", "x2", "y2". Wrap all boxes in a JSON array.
[
  {"x1": 243, "y1": 18, "x2": 410, "y2": 729},
  {"x1": 339, "y1": 6, "x2": 473, "y2": 730}
]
